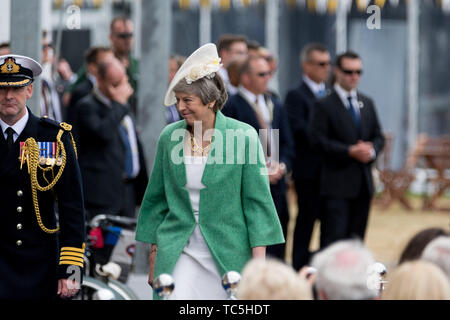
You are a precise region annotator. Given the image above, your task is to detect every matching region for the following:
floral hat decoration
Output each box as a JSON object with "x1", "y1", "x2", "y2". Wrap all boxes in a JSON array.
[{"x1": 164, "y1": 43, "x2": 222, "y2": 106}]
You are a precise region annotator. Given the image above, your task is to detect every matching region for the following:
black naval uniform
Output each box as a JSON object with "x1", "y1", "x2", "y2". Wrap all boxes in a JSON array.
[{"x1": 0, "y1": 109, "x2": 85, "y2": 300}]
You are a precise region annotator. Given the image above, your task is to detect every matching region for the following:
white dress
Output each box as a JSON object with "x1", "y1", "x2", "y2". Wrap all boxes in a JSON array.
[{"x1": 169, "y1": 154, "x2": 228, "y2": 300}]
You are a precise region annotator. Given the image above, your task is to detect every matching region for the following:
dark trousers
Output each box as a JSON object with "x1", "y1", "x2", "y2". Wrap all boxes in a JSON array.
[
  {"x1": 320, "y1": 183, "x2": 371, "y2": 250},
  {"x1": 291, "y1": 178, "x2": 323, "y2": 270},
  {"x1": 266, "y1": 184, "x2": 289, "y2": 261}
]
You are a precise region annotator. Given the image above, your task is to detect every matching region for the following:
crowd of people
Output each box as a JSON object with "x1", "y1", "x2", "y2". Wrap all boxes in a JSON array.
[{"x1": 0, "y1": 13, "x2": 448, "y2": 301}]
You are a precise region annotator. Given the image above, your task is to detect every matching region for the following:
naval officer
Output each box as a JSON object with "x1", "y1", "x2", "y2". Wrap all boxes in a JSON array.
[{"x1": 0, "y1": 54, "x2": 85, "y2": 300}]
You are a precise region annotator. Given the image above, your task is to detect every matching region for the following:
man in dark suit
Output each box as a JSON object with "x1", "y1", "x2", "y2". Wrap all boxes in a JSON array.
[
  {"x1": 284, "y1": 43, "x2": 331, "y2": 270},
  {"x1": 223, "y1": 56, "x2": 294, "y2": 261},
  {"x1": 0, "y1": 54, "x2": 85, "y2": 300},
  {"x1": 74, "y1": 54, "x2": 147, "y2": 220},
  {"x1": 310, "y1": 51, "x2": 385, "y2": 249}
]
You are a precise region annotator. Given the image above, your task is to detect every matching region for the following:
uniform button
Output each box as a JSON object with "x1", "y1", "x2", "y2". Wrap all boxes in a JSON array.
[
  {"x1": 17, "y1": 190, "x2": 23, "y2": 197},
  {"x1": 17, "y1": 224, "x2": 22, "y2": 230},
  {"x1": 17, "y1": 207, "x2": 23, "y2": 213},
  {"x1": 16, "y1": 240, "x2": 22, "y2": 246}
]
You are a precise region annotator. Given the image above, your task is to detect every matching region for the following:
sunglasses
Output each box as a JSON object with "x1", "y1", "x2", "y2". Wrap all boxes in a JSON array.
[
  {"x1": 115, "y1": 32, "x2": 133, "y2": 39},
  {"x1": 341, "y1": 68, "x2": 363, "y2": 75},
  {"x1": 311, "y1": 61, "x2": 331, "y2": 67},
  {"x1": 256, "y1": 71, "x2": 272, "y2": 78}
]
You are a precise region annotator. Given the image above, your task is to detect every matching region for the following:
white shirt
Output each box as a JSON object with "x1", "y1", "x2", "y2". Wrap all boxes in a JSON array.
[
  {"x1": 0, "y1": 108, "x2": 29, "y2": 142},
  {"x1": 303, "y1": 75, "x2": 326, "y2": 98},
  {"x1": 238, "y1": 85, "x2": 271, "y2": 125},
  {"x1": 334, "y1": 83, "x2": 360, "y2": 116}
]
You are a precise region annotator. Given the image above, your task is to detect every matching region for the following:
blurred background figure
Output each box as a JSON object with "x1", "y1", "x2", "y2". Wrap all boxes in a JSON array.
[
  {"x1": 237, "y1": 258, "x2": 312, "y2": 300},
  {"x1": 225, "y1": 56, "x2": 246, "y2": 89},
  {"x1": 421, "y1": 236, "x2": 450, "y2": 281},
  {"x1": 258, "y1": 46, "x2": 279, "y2": 100},
  {"x1": 166, "y1": 54, "x2": 185, "y2": 124},
  {"x1": 0, "y1": 42, "x2": 10, "y2": 55},
  {"x1": 217, "y1": 34, "x2": 248, "y2": 95},
  {"x1": 284, "y1": 43, "x2": 331, "y2": 271},
  {"x1": 75, "y1": 55, "x2": 147, "y2": 220},
  {"x1": 247, "y1": 39, "x2": 261, "y2": 58},
  {"x1": 40, "y1": 30, "x2": 63, "y2": 122},
  {"x1": 67, "y1": 16, "x2": 139, "y2": 118},
  {"x1": 109, "y1": 16, "x2": 139, "y2": 117},
  {"x1": 398, "y1": 227, "x2": 449, "y2": 264},
  {"x1": 310, "y1": 240, "x2": 378, "y2": 300},
  {"x1": 382, "y1": 260, "x2": 450, "y2": 300},
  {"x1": 223, "y1": 55, "x2": 294, "y2": 262},
  {"x1": 67, "y1": 47, "x2": 114, "y2": 141},
  {"x1": 310, "y1": 51, "x2": 385, "y2": 250}
]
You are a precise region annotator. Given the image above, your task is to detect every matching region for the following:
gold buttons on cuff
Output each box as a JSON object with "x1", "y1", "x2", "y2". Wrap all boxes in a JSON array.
[
  {"x1": 16, "y1": 240, "x2": 22, "y2": 246},
  {"x1": 17, "y1": 207, "x2": 23, "y2": 213},
  {"x1": 17, "y1": 190, "x2": 23, "y2": 197},
  {"x1": 17, "y1": 224, "x2": 23, "y2": 230}
]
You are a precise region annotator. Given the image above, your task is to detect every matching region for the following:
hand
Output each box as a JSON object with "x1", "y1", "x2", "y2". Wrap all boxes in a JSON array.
[
  {"x1": 57, "y1": 278, "x2": 80, "y2": 299},
  {"x1": 108, "y1": 76, "x2": 134, "y2": 105},
  {"x1": 349, "y1": 140, "x2": 373, "y2": 163},
  {"x1": 267, "y1": 161, "x2": 286, "y2": 184},
  {"x1": 148, "y1": 244, "x2": 157, "y2": 288}
]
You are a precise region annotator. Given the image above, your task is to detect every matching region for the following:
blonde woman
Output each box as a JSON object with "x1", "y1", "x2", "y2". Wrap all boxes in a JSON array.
[
  {"x1": 382, "y1": 260, "x2": 450, "y2": 300},
  {"x1": 237, "y1": 258, "x2": 312, "y2": 300}
]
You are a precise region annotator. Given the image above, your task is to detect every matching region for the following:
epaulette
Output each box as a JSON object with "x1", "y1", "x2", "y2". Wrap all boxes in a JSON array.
[{"x1": 40, "y1": 117, "x2": 73, "y2": 133}]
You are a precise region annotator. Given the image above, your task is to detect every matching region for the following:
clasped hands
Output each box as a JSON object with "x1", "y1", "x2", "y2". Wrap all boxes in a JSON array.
[{"x1": 349, "y1": 140, "x2": 374, "y2": 163}]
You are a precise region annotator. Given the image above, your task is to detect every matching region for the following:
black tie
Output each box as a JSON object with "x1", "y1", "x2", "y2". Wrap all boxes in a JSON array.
[{"x1": 5, "y1": 127, "x2": 15, "y2": 151}]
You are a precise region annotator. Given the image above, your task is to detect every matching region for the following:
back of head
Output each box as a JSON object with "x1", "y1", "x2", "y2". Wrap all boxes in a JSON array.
[
  {"x1": 85, "y1": 46, "x2": 112, "y2": 66},
  {"x1": 399, "y1": 227, "x2": 449, "y2": 264},
  {"x1": 382, "y1": 260, "x2": 450, "y2": 300},
  {"x1": 226, "y1": 57, "x2": 246, "y2": 87},
  {"x1": 237, "y1": 258, "x2": 312, "y2": 300},
  {"x1": 421, "y1": 236, "x2": 450, "y2": 281},
  {"x1": 311, "y1": 240, "x2": 377, "y2": 300},
  {"x1": 217, "y1": 34, "x2": 248, "y2": 54}
]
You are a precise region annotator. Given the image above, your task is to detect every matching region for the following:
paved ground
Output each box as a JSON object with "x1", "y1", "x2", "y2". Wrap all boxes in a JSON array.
[{"x1": 126, "y1": 273, "x2": 153, "y2": 300}]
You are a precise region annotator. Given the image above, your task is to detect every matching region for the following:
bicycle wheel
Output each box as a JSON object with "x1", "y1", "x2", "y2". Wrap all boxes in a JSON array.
[
  {"x1": 107, "y1": 279, "x2": 140, "y2": 300},
  {"x1": 75, "y1": 276, "x2": 124, "y2": 300}
]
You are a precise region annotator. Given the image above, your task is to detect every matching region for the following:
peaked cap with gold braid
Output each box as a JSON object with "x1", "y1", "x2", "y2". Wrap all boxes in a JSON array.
[{"x1": 0, "y1": 54, "x2": 42, "y2": 87}]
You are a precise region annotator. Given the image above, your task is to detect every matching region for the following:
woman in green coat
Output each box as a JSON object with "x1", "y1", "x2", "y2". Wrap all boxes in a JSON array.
[{"x1": 135, "y1": 43, "x2": 284, "y2": 300}]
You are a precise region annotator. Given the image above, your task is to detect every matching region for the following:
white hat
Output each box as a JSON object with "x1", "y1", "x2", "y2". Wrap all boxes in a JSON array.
[
  {"x1": 164, "y1": 43, "x2": 222, "y2": 106},
  {"x1": 0, "y1": 54, "x2": 42, "y2": 87}
]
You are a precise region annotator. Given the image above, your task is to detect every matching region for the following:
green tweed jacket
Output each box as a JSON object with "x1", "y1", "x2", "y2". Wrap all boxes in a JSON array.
[{"x1": 135, "y1": 111, "x2": 284, "y2": 294}]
